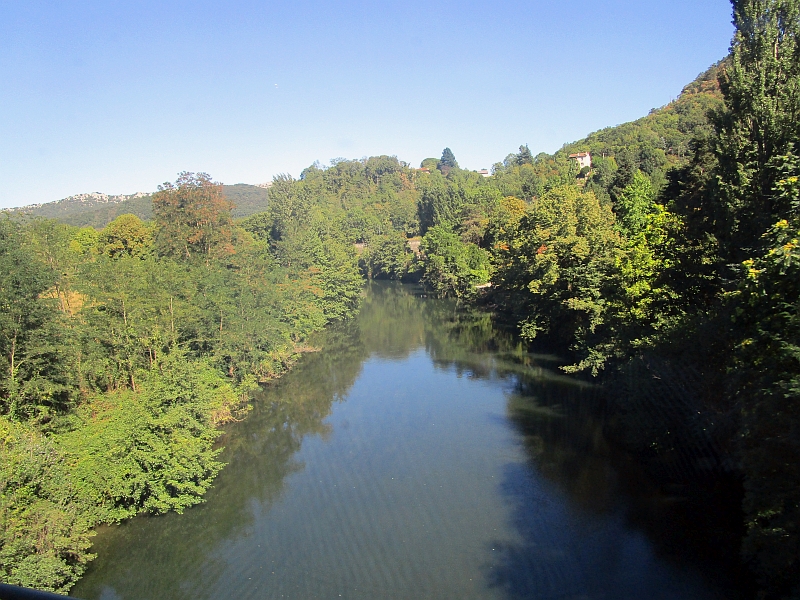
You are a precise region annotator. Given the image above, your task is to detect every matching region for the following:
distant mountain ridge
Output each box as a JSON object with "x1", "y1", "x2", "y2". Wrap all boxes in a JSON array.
[
  {"x1": 3, "y1": 63, "x2": 725, "y2": 230},
  {"x1": 3, "y1": 191, "x2": 149, "y2": 214},
  {"x1": 4, "y1": 184, "x2": 270, "y2": 228}
]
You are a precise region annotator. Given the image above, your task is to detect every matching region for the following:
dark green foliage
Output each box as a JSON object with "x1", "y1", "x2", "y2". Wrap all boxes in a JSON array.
[
  {"x1": 652, "y1": 6, "x2": 800, "y2": 593},
  {"x1": 735, "y1": 155, "x2": 800, "y2": 598},
  {"x1": 438, "y1": 147, "x2": 458, "y2": 171},
  {"x1": 417, "y1": 169, "x2": 464, "y2": 233},
  {"x1": 516, "y1": 144, "x2": 533, "y2": 166},
  {"x1": 0, "y1": 219, "x2": 75, "y2": 421},
  {"x1": 359, "y1": 232, "x2": 412, "y2": 280},
  {"x1": 480, "y1": 3, "x2": 800, "y2": 596},
  {"x1": 711, "y1": 0, "x2": 800, "y2": 263}
]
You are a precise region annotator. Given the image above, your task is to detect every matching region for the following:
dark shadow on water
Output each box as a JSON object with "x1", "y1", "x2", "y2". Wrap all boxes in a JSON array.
[
  {"x1": 71, "y1": 282, "x2": 755, "y2": 600},
  {"x1": 487, "y1": 369, "x2": 755, "y2": 600}
]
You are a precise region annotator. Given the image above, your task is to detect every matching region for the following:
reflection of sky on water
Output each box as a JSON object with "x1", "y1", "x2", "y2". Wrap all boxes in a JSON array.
[{"x1": 72, "y1": 283, "x2": 738, "y2": 600}]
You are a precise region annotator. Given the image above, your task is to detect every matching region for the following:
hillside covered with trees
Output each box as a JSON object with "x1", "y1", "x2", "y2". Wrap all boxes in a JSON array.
[
  {"x1": 4, "y1": 184, "x2": 270, "y2": 229},
  {"x1": 0, "y1": 173, "x2": 360, "y2": 592},
  {"x1": 395, "y1": 3, "x2": 798, "y2": 597},
  {"x1": 1, "y1": 0, "x2": 799, "y2": 597}
]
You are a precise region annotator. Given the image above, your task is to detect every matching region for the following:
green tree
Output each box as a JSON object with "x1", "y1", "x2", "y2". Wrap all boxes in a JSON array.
[
  {"x1": 360, "y1": 232, "x2": 410, "y2": 280},
  {"x1": 0, "y1": 220, "x2": 74, "y2": 421},
  {"x1": 421, "y1": 225, "x2": 490, "y2": 298},
  {"x1": 69, "y1": 227, "x2": 99, "y2": 256},
  {"x1": 437, "y1": 148, "x2": 458, "y2": 174},
  {"x1": 266, "y1": 174, "x2": 312, "y2": 241},
  {"x1": 0, "y1": 417, "x2": 94, "y2": 593},
  {"x1": 712, "y1": 0, "x2": 800, "y2": 262},
  {"x1": 615, "y1": 170, "x2": 657, "y2": 237},
  {"x1": 491, "y1": 185, "x2": 620, "y2": 360},
  {"x1": 653, "y1": 3, "x2": 800, "y2": 594},
  {"x1": 420, "y1": 158, "x2": 438, "y2": 171},
  {"x1": 517, "y1": 144, "x2": 533, "y2": 165},
  {"x1": 98, "y1": 214, "x2": 153, "y2": 258},
  {"x1": 735, "y1": 155, "x2": 800, "y2": 597}
]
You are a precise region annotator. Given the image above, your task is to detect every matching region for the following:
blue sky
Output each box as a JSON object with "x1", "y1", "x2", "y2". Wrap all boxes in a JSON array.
[{"x1": 0, "y1": 1, "x2": 734, "y2": 208}]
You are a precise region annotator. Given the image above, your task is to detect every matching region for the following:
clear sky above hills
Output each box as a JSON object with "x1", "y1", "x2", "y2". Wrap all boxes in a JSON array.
[{"x1": 0, "y1": 0, "x2": 734, "y2": 208}]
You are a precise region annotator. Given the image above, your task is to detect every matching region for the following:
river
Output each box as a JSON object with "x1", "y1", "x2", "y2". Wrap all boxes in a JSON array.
[{"x1": 71, "y1": 282, "x2": 743, "y2": 600}]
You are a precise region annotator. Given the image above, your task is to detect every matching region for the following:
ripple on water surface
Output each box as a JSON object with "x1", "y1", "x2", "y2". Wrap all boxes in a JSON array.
[{"x1": 72, "y1": 283, "x2": 739, "y2": 600}]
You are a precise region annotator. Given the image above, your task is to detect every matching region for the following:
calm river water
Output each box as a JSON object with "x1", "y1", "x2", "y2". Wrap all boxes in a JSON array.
[{"x1": 71, "y1": 282, "x2": 742, "y2": 600}]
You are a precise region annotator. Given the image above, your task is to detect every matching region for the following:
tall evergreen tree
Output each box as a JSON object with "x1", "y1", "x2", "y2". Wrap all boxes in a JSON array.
[
  {"x1": 716, "y1": 5, "x2": 800, "y2": 595},
  {"x1": 517, "y1": 144, "x2": 533, "y2": 166},
  {"x1": 437, "y1": 148, "x2": 458, "y2": 172},
  {"x1": 714, "y1": 0, "x2": 800, "y2": 261}
]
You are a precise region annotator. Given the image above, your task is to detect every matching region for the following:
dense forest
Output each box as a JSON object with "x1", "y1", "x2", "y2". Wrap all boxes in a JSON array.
[
  {"x1": 2, "y1": 0, "x2": 799, "y2": 597},
  {"x1": 0, "y1": 173, "x2": 361, "y2": 592}
]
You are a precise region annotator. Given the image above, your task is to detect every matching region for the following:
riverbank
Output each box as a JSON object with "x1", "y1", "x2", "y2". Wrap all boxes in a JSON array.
[
  {"x1": 0, "y1": 320, "x2": 358, "y2": 594},
  {"x1": 71, "y1": 282, "x2": 748, "y2": 600}
]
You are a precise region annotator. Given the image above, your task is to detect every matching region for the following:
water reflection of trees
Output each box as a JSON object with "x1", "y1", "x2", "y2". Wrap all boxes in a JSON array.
[
  {"x1": 384, "y1": 283, "x2": 752, "y2": 599},
  {"x1": 71, "y1": 321, "x2": 369, "y2": 600},
  {"x1": 72, "y1": 283, "x2": 751, "y2": 600},
  {"x1": 490, "y1": 369, "x2": 753, "y2": 599}
]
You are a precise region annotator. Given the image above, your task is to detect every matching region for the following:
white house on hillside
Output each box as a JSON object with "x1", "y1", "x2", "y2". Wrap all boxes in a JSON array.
[{"x1": 569, "y1": 152, "x2": 592, "y2": 170}]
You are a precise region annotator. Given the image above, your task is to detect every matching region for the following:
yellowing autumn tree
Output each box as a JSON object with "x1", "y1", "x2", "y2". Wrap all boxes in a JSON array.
[{"x1": 152, "y1": 172, "x2": 235, "y2": 263}]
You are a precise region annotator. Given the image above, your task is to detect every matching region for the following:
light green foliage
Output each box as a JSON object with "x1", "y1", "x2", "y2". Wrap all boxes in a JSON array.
[
  {"x1": 98, "y1": 214, "x2": 153, "y2": 258},
  {"x1": 420, "y1": 225, "x2": 490, "y2": 298},
  {"x1": 267, "y1": 156, "x2": 419, "y2": 243},
  {"x1": 564, "y1": 61, "x2": 724, "y2": 192},
  {"x1": 578, "y1": 204, "x2": 685, "y2": 375},
  {"x1": 0, "y1": 165, "x2": 365, "y2": 591},
  {"x1": 491, "y1": 153, "x2": 576, "y2": 201},
  {"x1": 491, "y1": 186, "x2": 620, "y2": 366},
  {"x1": 359, "y1": 232, "x2": 412, "y2": 280},
  {"x1": 614, "y1": 206, "x2": 680, "y2": 325},
  {"x1": 69, "y1": 227, "x2": 99, "y2": 256},
  {"x1": 615, "y1": 170, "x2": 657, "y2": 237},
  {"x1": 59, "y1": 355, "x2": 232, "y2": 519},
  {"x1": 0, "y1": 417, "x2": 94, "y2": 593},
  {"x1": 420, "y1": 158, "x2": 438, "y2": 171}
]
